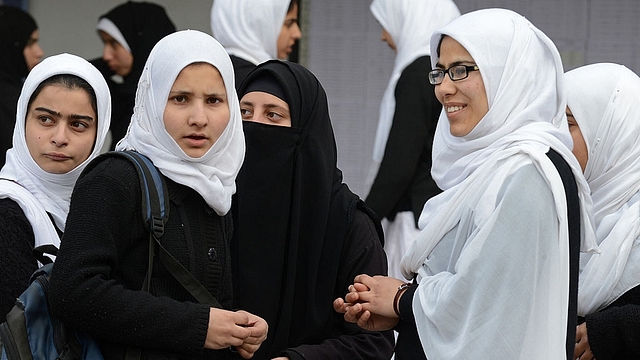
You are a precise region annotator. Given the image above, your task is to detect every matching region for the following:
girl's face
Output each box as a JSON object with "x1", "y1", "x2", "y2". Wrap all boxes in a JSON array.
[
  {"x1": 23, "y1": 29, "x2": 44, "y2": 72},
  {"x1": 25, "y1": 84, "x2": 97, "y2": 174},
  {"x1": 434, "y1": 36, "x2": 489, "y2": 137},
  {"x1": 163, "y1": 63, "x2": 230, "y2": 158},
  {"x1": 381, "y1": 28, "x2": 396, "y2": 52},
  {"x1": 566, "y1": 107, "x2": 588, "y2": 172},
  {"x1": 240, "y1": 91, "x2": 292, "y2": 127},
  {"x1": 277, "y1": 2, "x2": 302, "y2": 60},
  {"x1": 99, "y1": 30, "x2": 134, "y2": 77}
]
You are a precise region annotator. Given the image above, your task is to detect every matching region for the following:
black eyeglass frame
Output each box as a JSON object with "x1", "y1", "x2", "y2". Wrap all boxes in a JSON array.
[{"x1": 428, "y1": 65, "x2": 480, "y2": 85}]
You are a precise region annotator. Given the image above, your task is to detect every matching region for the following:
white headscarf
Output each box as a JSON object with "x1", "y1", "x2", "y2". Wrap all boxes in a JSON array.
[
  {"x1": 0, "y1": 53, "x2": 111, "y2": 248},
  {"x1": 116, "y1": 30, "x2": 245, "y2": 216},
  {"x1": 369, "y1": 0, "x2": 459, "y2": 163},
  {"x1": 210, "y1": 0, "x2": 290, "y2": 65},
  {"x1": 566, "y1": 63, "x2": 640, "y2": 315},
  {"x1": 399, "y1": 9, "x2": 597, "y2": 359}
]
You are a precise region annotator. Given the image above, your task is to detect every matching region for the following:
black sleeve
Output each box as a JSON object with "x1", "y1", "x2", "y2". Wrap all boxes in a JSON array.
[
  {"x1": 586, "y1": 304, "x2": 640, "y2": 360},
  {"x1": 279, "y1": 209, "x2": 395, "y2": 360},
  {"x1": 48, "y1": 158, "x2": 210, "y2": 355},
  {"x1": 365, "y1": 56, "x2": 442, "y2": 222},
  {"x1": 0, "y1": 199, "x2": 38, "y2": 323}
]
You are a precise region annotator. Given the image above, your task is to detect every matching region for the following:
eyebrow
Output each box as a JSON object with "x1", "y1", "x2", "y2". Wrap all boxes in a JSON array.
[
  {"x1": 34, "y1": 106, "x2": 95, "y2": 122},
  {"x1": 170, "y1": 90, "x2": 226, "y2": 98},
  {"x1": 435, "y1": 60, "x2": 473, "y2": 69}
]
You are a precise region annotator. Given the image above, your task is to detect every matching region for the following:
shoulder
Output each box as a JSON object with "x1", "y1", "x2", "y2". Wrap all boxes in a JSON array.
[
  {"x1": 0, "y1": 198, "x2": 31, "y2": 227},
  {"x1": 497, "y1": 163, "x2": 555, "y2": 213},
  {"x1": 396, "y1": 56, "x2": 435, "y2": 97}
]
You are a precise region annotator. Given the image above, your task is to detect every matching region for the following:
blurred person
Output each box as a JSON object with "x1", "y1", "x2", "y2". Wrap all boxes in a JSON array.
[
  {"x1": 0, "y1": 5, "x2": 44, "y2": 166},
  {"x1": 365, "y1": 0, "x2": 459, "y2": 280},
  {"x1": 210, "y1": 0, "x2": 301, "y2": 89},
  {"x1": 91, "y1": 1, "x2": 175, "y2": 149}
]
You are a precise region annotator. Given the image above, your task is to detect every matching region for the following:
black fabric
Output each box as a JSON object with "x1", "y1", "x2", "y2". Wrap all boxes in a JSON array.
[
  {"x1": 394, "y1": 284, "x2": 424, "y2": 360},
  {"x1": 233, "y1": 60, "x2": 394, "y2": 360},
  {"x1": 545, "y1": 148, "x2": 581, "y2": 360},
  {"x1": 230, "y1": 55, "x2": 257, "y2": 92},
  {"x1": 583, "y1": 284, "x2": 640, "y2": 360},
  {"x1": 91, "y1": 1, "x2": 175, "y2": 149},
  {"x1": 48, "y1": 157, "x2": 234, "y2": 359},
  {"x1": 365, "y1": 56, "x2": 442, "y2": 225},
  {"x1": 0, "y1": 199, "x2": 37, "y2": 324},
  {"x1": 0, "y1": 6, "x2": 37, "y2": 166}
]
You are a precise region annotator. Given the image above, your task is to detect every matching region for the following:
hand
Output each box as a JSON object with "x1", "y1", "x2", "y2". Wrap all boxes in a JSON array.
[
  {"x1": 204, "y1": 308, "x2": 252, "y2": 350},
  {"x1": 574, "y1": 322, "x2": 595, "y2": 360},
  {"x1": 234, "y1": 310, "x2": 268, "y2": 359},
  {"x1": 334, "y1": 274, "x2": 405, "y2": 331}
]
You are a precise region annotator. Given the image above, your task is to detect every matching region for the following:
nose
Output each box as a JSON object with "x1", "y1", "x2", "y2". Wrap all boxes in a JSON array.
[
  {"x1": 435, "y1": 72, "x2": 457, "y2": 100},
  {"x1": 188, "y1": 103, "x2": 208, "y2": 127},
  {"x1": 51, "y1": 124, "x2": 69, "y2": 147},
  {"x1": 292, "y1": 23, "x2": 302, "y2": 40},
  {"x1": 102, "y1": 45, "x2": 113, "y2": 62},
  {"x1": 34, "y1": 43, "x2": 44, "y2": 61}
]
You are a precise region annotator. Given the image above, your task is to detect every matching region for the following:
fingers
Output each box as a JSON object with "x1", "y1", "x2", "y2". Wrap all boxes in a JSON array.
[{"x1": 356, "y1": 309, "x2": 372, "y2": 329}]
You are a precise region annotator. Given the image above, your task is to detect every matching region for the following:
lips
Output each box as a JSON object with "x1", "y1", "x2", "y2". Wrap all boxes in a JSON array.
[{"x1": 44, "y1": 152, "x2": 71, "y2": 161}]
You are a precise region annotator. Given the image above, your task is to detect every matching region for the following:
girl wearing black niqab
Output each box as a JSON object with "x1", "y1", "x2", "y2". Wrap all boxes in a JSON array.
[
  {"x1": 0, "y1": 6, "x2": 39, "y2": 166},
  {"x1": 233, "y1": 60, "x2": 394, "y2": 360},
  {"x1": 90, "y1": 1, "x2": 175, "y2": 149}
]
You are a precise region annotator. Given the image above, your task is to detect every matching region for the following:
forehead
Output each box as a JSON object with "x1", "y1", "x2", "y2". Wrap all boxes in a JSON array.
[{"x1": 241, "y1": 91, "x2": 289, "y2": 108}]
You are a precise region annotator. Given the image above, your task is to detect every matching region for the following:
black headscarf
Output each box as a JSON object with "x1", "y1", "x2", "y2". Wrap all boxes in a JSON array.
[
  {"x1": 91, "y1": 1, "x2": 175, "y2": 149},
  {"x1": 0, "y1": 5, "x2": 37, "y2": 166},
  {"x1": 232, "y1": 60, "x2": 376, "y2": 358}
]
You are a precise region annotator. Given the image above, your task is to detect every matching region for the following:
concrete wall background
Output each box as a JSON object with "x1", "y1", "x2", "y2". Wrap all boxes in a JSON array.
[{"x1": 25, "y1": 0, "x2": 640, "y2": 197}]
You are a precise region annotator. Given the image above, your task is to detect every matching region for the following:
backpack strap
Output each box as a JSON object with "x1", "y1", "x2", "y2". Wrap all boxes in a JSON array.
[
  {"x1": 545, "y1": 149, "x2": 581, "y2": 360},
  {"x1": 111, "y1": 151, "x2": 221, "y2": 307}
]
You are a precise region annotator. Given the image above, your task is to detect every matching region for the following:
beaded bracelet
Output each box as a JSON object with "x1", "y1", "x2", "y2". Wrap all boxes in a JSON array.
[{"x1": 393, "y1": 282, "x2": 412, "y2": 318}]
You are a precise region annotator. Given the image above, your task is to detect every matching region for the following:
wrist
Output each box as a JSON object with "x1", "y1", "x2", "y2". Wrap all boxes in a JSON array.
[{"x1": 393, "y1": 282, "x2": 411, "y2": 318}]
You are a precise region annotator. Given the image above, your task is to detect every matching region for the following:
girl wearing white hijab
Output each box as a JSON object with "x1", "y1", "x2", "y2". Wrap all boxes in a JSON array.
[
  {"x1": 0, "y1": 53, "x2": 111, "y2": 323},
  {"x1": 48, "y1": 30, "x2": 267, "y2": 360},
  {"x1": 210, "y1": 0, "x2": 301, "y2": 89},
  {"x1": 366, "y1": 0, "x2": 460, "y2": 281},
  {"x1": 565, "y1": 63, "x2": 640, "y2": 360},
  {"x1": 335, "y1": 9, "x2": 598, "y2": 360}
]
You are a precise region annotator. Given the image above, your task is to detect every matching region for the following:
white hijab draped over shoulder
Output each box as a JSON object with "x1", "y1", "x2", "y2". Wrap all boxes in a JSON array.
[
  {"x1": 369, "y1": 0, "x2": 459, "y2": 164},
  {"x1": 0, "y1": 53, "x2": 111, "y2": 248},
  {"x1": 399, "y1": 9, "x2": 597, "y2": 359},
  {"x1": 566, "y1": 63, "x2": 640, "y2": 315},
  {"x1": 116, "y1": 30, "x2": 245, "y2": 216},
  {"x1": 210, "y1": 0, "x2": 290, "y2": 65}
]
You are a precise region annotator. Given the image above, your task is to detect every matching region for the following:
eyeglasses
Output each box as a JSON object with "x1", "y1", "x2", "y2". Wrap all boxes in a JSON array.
[{"x1": 428, "y1": 65, "x2": 479, "y2": 85}]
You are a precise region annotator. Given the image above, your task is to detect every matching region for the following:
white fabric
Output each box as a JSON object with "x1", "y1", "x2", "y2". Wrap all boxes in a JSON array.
[
  {"x1": 96, "y1": 17, "x2": 131, "y2": 54},
  {"x1": 0, "y1": 53, "x2": 111, "y2": 248},
  {"x1": 116, "y1": 30, "x2": 245, "y2": 216},
  {"x1": 369, "y1": 0, "x2": 459, "y2": 164},
  {"x1": 565, "y1": 63, "x2": 640, "y2": 315},
  {"x1": 210, "y1": 0, "x2": 290, "y2": 65},
  {"x1": 399, "y1": 8, "x2": 598, "y2": 360},
  {"x1": 381, "y1": 212, "x2": 421, "y2": 280}
]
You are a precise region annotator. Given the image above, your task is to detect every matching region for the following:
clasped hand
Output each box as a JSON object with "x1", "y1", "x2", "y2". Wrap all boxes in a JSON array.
[
  {"x1": 205, "y1": 308, "x2": 268, "y2": 359},
  {"x1": 333, "y1": 274, "x2": 405, "y2": 331}
]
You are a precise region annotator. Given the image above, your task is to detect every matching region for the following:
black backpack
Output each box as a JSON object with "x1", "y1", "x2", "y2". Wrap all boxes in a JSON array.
[{"x1": 0, "y1": 151, "x2": 221, "y2": 360}]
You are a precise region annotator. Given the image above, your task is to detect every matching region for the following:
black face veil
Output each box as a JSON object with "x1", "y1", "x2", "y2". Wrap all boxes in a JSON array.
[{"x1": 232, "y1": 60, "x2": 365, "y2": 358}]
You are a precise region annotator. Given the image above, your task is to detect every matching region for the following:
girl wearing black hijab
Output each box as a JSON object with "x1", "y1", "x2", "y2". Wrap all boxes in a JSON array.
[
  {"x1": 0, "y1": 5, "x2": 43, "y2": 166},
  {"x1": 234, "y1": 60, "x2": 394, "y2": 360},
  {"x1": 90, "y1": 1, "x2": 175, "y2": 149}
]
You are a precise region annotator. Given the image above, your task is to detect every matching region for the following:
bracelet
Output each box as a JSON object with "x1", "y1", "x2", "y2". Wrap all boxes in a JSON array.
[{"x1": 393, "y1": 282, "x2": 412, "y2": 318}]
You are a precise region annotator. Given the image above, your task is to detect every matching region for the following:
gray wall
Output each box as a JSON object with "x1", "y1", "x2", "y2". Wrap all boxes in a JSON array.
[{"x1": 28, "y1": 0, "x2": 640, "y2": 197}]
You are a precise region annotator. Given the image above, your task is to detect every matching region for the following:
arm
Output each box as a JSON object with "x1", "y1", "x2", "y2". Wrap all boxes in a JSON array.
[
  {"x1": 366, "y1": 57, "x2": 441, "y2": 220},
  {"x1": 48, "y1": 158, "x2": 259, "y2": 355},
  {"x1": 0, "y1": 199, "x2": 38, "y2": 323},
  {"x1": 582, "y1": 304, "x2": 640, "y2": 360},
  {"x1": 282, "y1": 209, "x2": 394, "y2": 360}
]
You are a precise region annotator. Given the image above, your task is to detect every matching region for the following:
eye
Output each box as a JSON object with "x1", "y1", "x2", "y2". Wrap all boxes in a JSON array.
[
  {"x1": 207, "y1": 97, "x2": 223, "y2": 105},
  {"x1": 267, "y1": 111, "x2": 284, "y2": 121},
  {"x1": 240, "y1": 107, "x2": 253, "y2": 120},
  {"x1": 171, "y1": 95, "x2": 188, "y2": 103},
  {"x1": 70, "y1": 121, "x2": 90, "y2": 131},
  {"x1": 38, "y1": 115, "x2": 54, "y2": 125}
]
